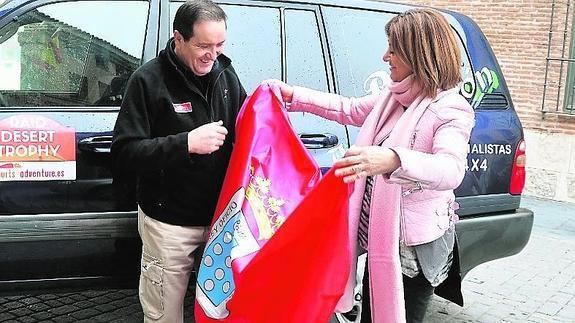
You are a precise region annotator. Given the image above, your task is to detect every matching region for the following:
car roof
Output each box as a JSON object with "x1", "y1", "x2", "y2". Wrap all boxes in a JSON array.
[{"x1": 0, "y1": 0, "x2": 471, "y2": 47}]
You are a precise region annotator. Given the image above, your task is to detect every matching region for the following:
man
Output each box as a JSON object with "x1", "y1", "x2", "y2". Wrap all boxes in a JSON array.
[{"x1": 111, "y1": 1, "x2": 246, "y2": 322}]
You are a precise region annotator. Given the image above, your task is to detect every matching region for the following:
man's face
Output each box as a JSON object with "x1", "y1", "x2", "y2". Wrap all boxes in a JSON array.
[{"x1": 174, "y1": 20, "x2": 226, "y2": 76}]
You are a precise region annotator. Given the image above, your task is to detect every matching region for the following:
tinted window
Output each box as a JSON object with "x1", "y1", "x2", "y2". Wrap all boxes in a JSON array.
[
  {"x1": 322, "y1": 7, "x2": 393, "y2": 97},
  {"x1": 0, "y1": 1, "x2": 148, "y2": 107},
  {"x1": 285, "y1": 8, "x2": 342, "y2": 163},
  {"x1": 323, "y1": 7, "x2": 473, "y2": 98},
  {"x1": 222, "y1": 5, "x2": 281, "y2": 92},
  {"x1": 285, "y1": 9, "x2": 327, "y2": 92}
]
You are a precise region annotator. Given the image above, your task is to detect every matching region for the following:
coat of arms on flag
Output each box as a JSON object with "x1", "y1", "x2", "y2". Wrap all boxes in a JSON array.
[
  {"x1": 196, "y1": 187, "x2": 253, "y2": 318},
  {"x1": 196, "y1": 165, "x2": 291, "y2": 318}
]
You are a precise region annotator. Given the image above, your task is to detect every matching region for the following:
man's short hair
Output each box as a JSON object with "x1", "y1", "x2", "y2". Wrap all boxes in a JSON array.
[{"x1": 173, "y1": 0, "x2": 227, "y2": 40}]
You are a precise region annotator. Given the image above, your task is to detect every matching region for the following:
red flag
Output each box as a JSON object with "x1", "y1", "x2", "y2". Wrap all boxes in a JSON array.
[{"x1": 194, "y1": 83, "x2": 351, "y2": 323}]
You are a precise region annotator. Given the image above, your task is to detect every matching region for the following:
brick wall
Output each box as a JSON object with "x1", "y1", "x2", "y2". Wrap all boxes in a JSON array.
[{"x1": 391, "y1": 0, "x2": 575, "y2": 134}]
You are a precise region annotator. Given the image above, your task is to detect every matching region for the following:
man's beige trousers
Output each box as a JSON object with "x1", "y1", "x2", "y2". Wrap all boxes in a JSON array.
[{"x1": 137, "y1": 207, "x2": 208, "y2": 323}]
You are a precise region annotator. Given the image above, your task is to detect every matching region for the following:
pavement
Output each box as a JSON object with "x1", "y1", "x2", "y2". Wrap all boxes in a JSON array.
[
  {"x1": 0, "y1": 195, "x2": 573, "y2": 322},
  {"x1": 426, "y1": 195, "x2": 575, "y2": 323}
]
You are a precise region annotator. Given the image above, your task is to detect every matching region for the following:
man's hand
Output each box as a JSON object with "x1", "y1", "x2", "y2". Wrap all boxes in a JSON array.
[{"x1": 188, "y1": 120, "x2": 228, "y2": 154}]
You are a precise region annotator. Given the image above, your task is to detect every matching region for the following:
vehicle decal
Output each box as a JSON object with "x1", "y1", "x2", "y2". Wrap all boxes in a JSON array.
[
  {"x1": 466, "y1": 143, "x2": 512, "y2": 172},
  {"x1": 460, "y1": 67, "x2": 500, "y2": 108},
  {"x1": 0, "y1": 115, "x2": 76, "y2": 181},
  {"x1": 363, "y1": 70, "x2": 391, "y2": 95},
  {"x1": 363, "y1": 68, "x2": 501, "y2": 110}
]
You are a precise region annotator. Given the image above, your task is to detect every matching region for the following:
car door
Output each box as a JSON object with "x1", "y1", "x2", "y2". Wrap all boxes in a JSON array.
[
  {"x1": 166, "y1": 0, "x2": 350, "y2": 170},
  {"x1": 0, "y1": 0, "x2": 153, "y2": 290}
]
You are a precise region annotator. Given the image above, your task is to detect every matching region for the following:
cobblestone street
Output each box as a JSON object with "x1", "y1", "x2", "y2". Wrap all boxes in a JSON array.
[
  {"x1": 1, "y1": 196, "x2": 573, "y2": 322},
  {"x1": 0, "y1": 290, "x2": 144, "y2": 323},
  {"x1": 426, "y1": 196, "x2": 575, "y2": 323},
  {"x1": 0, "y1": 289, "x2": 196, "y2": 322}
]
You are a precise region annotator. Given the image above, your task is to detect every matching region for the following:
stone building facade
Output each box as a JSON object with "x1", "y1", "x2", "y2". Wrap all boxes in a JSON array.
[{"x1": 391, "y1": 0, "x2": 575, "y2": 202}]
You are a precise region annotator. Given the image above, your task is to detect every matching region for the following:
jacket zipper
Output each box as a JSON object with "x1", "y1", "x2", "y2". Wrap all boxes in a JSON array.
[
  {"x1": 207, "y1": 67, "x2": 228, "y2": 122},
  {"x1": 401, "y1": 130, "x2": 422, "y2": 196},
  {"x1": 206, "y1": 66, "x2": 228, "y2": 167},
  {"x1": 402, "y1": 181, "x2": 422, "y2": 197},
  {"x1": 409, "y1": 131, "x2": 417, "y2": 149}
]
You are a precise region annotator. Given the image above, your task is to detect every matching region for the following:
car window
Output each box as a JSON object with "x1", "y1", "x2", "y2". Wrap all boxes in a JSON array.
[
  {"x1": 0, "y1": 1, "x2": 148, "y2": 108},
  {"x1": 322, "y1": 7, "x2": 393, "y2": 97},
  {"x1": 322, "y1": 6, "x2": 473, "y2": 98},
  {"x1": 285, "y1": 8, "x2": 345, "y2": 165},
  {"x1": 221, "y1": 5, "x2": 281, "y2": 93},
  {"x1": 285, "y1": 9, "x2": 328, "y2": 92}
]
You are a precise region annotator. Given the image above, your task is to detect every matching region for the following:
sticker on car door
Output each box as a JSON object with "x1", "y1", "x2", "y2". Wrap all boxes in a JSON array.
[{"x1": 0, "y1": 115, "x2": 76, "y2": 181}]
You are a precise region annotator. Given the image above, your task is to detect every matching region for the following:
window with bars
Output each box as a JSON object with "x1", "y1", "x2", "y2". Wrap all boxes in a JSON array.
[
  {"x1": 541, "y1": 0, "x2": 575, "y2": 115},
  {"x1": 564, "y1": 22, "x2": 575, "y2": 112},
  {"x1": 542, "y1": 0, "x2": 575, "y2": 115}
]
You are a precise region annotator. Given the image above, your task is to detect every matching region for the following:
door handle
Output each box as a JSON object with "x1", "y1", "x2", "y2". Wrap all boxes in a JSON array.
[
  {"x1": 299, "y1": 133, "x2": 338, "y2": 149},
  {"x1": 78, "y1": 136, "x2": 112, "y2": 153}
]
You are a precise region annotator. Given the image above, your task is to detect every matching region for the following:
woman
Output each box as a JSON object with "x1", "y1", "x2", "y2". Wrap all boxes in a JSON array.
[{"x1": 271, "y1": 8, "x2": 475, "y2": 323}]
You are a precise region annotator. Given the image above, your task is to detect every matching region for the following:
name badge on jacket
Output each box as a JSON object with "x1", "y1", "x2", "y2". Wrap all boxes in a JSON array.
[{"x1": 173, "y1": 102, "x2": 193, "y2": 113}]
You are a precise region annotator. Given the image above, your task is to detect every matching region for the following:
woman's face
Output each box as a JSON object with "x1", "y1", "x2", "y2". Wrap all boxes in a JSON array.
[{"x1": 383, "y1": 47, "x2": 412, "y2": 82}]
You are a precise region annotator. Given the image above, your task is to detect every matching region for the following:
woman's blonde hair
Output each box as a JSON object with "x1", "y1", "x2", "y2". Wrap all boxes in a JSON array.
[{"x1": 385, "y1": 8, "x2": 462, "y2": 98}]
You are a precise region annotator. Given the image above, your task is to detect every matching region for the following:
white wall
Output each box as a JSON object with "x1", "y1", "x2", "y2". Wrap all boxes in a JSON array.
[{"x1": 524, "y1": 129, "x2": 575, "y2": 202}]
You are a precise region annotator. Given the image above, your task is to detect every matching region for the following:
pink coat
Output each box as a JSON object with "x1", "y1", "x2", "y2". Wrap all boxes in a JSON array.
[{"x1": 288, "y1": 76, "x2": 474, "y2": 323}]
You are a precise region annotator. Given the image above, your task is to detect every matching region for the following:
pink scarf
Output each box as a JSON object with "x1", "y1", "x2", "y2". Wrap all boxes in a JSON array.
[
  {"x1": 367, "y1": 75, "x2": 428, "y2": 145},
  {"x1": 346, "y1": 75, "x2": 434, "y2": 323}
]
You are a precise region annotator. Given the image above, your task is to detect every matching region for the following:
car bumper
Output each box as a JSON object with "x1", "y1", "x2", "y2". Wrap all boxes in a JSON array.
[{"x1": 456, "y1": 207, "x2": 534, "y2": 277}]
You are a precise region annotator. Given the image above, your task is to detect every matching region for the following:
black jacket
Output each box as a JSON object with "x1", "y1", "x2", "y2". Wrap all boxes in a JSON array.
[{"x1": 112, "y1": 39, "x2": 246, "y2": 226}]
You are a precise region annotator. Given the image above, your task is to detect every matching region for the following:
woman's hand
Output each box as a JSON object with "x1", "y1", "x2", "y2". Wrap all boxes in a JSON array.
[
  {"x1": 264, "y1": 79, "x2": 294, "y2": 103},
  {"x1": 333, "y1": 146, "x2": 401, "y2": 183}
]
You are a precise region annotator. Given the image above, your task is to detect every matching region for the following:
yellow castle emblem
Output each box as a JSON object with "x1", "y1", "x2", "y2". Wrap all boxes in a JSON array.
[{"x1": 245, "y1": 165, "x2": 286, "y2": 240}]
